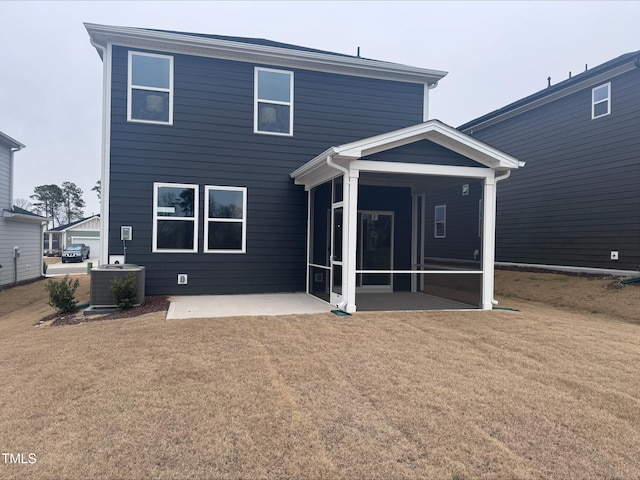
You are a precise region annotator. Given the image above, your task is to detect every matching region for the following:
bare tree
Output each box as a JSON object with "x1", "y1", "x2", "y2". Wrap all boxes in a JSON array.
[{"x1": 13, "y1": 198, "x2": 34, "y2": 211}]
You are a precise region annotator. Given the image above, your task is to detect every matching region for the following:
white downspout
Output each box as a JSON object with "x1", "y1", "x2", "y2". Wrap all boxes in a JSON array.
[
  {"x1": 8, "y1": 144, "x2": 23, "y2": 211},
  {"x1": 91, "y1": 38, "x2": 111, "y2": 266},
  {"x1": 423, "y1": 82, "x2": 439, "y2": 122}
]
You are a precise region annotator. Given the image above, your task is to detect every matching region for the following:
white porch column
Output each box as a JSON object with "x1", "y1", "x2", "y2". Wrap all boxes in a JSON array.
[
  {"x1": 481, "y1": 174, "x2": 497, "y2": 310},
  {"x1": 47, "y1": 232, "x2": 52, "y2": 254},
  {"x1": 345, "y1": 170, "x2": 359, "y2": 313}
]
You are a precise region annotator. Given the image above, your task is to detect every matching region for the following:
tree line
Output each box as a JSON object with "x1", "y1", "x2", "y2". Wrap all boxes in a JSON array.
[{"x1": 15, "y1": 180, "x2": 101, "y2": 228}]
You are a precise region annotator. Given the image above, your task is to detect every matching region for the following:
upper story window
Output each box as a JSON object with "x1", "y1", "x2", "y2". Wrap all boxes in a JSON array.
[
  {"x1": 205, "y1": 186, "x2": 247, "y2": 253},
  {"x1": 254, "y1": 67, "x2": 293, "y2": 136},
  {"x1": 592, "y1": 83, "x2": 611, "y2": 119},
  {"x1": 153, "y1": 183, "x2": 198, "y2": 253},
  {"x1": 434, "y1": 205, "x2": 446, "y2": 238},
  {"x1": 128, "y1": 51, "x2": 174, "y2": 125}
]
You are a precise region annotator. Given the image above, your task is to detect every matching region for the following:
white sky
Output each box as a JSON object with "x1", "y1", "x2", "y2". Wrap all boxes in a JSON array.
[{"x1": 1, "y1": 0, "x2": 638, "y2": 219}]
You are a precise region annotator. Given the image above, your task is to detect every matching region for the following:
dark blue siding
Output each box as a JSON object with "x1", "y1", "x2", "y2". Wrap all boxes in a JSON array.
[
  {"x1": 108, "y1": 46, "x2": 424, "y2": 295},
  {"x1": 362, "y1": 140, "x2": 484, "y2": 167},
  {"x1": 465, "y1": 67, "x2": 640, "y2": 271}
]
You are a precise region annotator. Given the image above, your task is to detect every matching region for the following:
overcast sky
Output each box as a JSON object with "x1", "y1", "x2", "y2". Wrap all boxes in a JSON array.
[{"x1": 1, "y1": 1, "x2": 638, "y2": 219}]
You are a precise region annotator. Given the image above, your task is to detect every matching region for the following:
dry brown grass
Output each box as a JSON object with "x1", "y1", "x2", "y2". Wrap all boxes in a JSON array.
[{"x1": 1, "y1": 272, "x2": 640, "y2": 479}]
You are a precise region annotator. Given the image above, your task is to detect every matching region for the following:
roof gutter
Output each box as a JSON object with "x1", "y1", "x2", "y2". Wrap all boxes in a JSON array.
[{"x1": 6, "y1": 138, "x2": 24, "y2": 211}]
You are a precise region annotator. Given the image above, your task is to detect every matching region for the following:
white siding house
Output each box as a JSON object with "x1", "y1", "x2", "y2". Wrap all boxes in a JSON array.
[{"x1": 0, "y1": 131, "x2": 48, "y2": 287}]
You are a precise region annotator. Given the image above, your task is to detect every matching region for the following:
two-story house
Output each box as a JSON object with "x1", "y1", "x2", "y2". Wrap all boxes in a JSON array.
[
  {"x1": 86, "y1": 24, "x2": 523, "y2": 312},
  {"x1": 0, "y1": 131, "x2": 48, "y2": 287},
  {"x1": 460, "y1": 51, "x2": 640, "y2": 274}
]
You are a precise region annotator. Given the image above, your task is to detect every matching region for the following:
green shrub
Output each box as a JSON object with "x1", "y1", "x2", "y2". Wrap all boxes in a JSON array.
[
  {"x1": 110, "y1": 273, "x2": 138, "y2": 310},
  {"x1": 45, "y1": 275, "x2": 80, "y2": 313}
]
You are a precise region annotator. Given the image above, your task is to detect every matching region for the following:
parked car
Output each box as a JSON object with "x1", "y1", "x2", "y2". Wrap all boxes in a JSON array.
[{"x1": 61, "y1": 244, "x2": 90, "y2": 263}]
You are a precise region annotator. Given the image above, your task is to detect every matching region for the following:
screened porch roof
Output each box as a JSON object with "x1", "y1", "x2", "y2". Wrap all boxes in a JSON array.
[{"x1": 290, "y1": 119, "x2": 525, "y2": 189}]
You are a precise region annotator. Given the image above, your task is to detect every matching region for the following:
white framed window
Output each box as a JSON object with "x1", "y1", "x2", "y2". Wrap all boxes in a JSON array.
[
  {"x1": 254, "y1": 67, "x2": 293, "y2": 136},
  {"x1": 592, "y1": 83, "x2": 611, "y2": 119},
  {"x1": 205, "y1": 186, "x2": 247, "y2": 253},
  {"x1": 128, "y1": 51, "x2": 174, "y2": 125},
  {"x1": 153, "y1": 183, "x2": 198, "y2": 253},
  {"x1": 434, "y1": 205, "x2": 446, "y2": 238}
]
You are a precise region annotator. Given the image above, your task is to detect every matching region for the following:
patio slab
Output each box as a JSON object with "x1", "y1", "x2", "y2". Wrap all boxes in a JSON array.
[{"x1": 167, "y1": 292, "x2": 333, "y2": 320}]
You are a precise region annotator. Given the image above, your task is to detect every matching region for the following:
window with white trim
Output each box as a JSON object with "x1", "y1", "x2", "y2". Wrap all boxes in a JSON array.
[
  {"x1": 153, "y1": 183, "x2": 198, "y2": 252},
  {"x1": 128, "y1": 51, "x2": 174, "y2": 124},
  {"x1": 205, "y1": 186, "x2": 247, "y2": 253},
  {"x1": 592, "y1": 83, "x2": 610, "y2": 119},
  {"x1": 254, "y1": 67, "x2": 293, "y2": 136},
  {"x1": 434, "y1": 205, "x2": 446, "y2": 238}
]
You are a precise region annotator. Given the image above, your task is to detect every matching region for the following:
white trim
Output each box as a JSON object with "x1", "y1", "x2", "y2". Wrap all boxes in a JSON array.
[
  {"x1": 356, "y1": 269, "x2": 482, "y2": 274},
  {"x1": 345, "y1": 173, "x2": 359, "y2": 311},
  {"x1": 591, "y1": 82, "x2": 611, "y2": 119},
  {"x1": 422, "y1": 83, "x2": 429, "y2": 121},
  {"x1": 481, "y1": 177, "x2": 497, "y2": 310},
  {"x1": 127, "y1": 51, "x2": 174, "y2": 125},
  {"x1": 254, "y1": 67, "x2": 294, "y2": 136},
  {"x1": 97, "y1": 41, "x2": 112, "y2": 266},
  {"x1": 46, "y1": 215, "x2": 101, "y2": 234},
  {"x1": 309, "y1": 263, "x2": 331, "y2": 270},
  {"x1": 336, "y1": 121, "x2": 523, "y2": 169},
  {"x1": 290, "y1": 120, "x2": 524, "y2": 187},
  {"x1": 352, "y1": 160, "x2": 493, "y2": 179},
  {"x1": 204, "y1": 185, "x2": 247, "y2": 253},
  {"x1": 152, "y1": 182, "x2": 199, "y2": 253},
  {"x1": 434, "y1": 205, "x2": 446, "y2": 238},
  {"x1": 85, "y1": 23, "x2": 447, "y2": 86}
]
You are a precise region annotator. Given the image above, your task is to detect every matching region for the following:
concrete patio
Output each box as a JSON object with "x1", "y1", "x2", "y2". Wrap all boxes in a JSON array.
[{"x1": 166, "y1": 291, "x2": 476, "y2": 320}]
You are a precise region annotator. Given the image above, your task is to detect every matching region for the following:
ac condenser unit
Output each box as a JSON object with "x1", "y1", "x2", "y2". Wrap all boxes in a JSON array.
[{"x1": 90, "y1": 264, "x2": 146, "y2": 308}]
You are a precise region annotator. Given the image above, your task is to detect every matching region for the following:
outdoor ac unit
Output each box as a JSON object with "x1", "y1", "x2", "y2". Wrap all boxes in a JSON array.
[{"x1": 90, "y1": 264, "x2": 146, "y2": 308}]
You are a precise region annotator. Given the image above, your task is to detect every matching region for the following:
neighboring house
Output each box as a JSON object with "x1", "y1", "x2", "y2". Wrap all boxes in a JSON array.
[
  {"x1": 0, "y1": 131, "x2": 48, "y2": 287},
  {"x1": 45, "y1": 214, "x2": 100, "y2": 258},
  {"x1": 86, "y1": 24, "x2": 523, "y2": 312},
  {"x1": 460, "y1": 51, "x2": 640, "y2": 273}
]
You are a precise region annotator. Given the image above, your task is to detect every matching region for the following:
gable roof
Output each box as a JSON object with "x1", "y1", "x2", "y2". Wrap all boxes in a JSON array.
[
  {"x1": 291, "y1": 120, "x2": 524, "y2": 187},
  {"x1": 85, "y1": 23, "x2": 447, "y2": 86},
  {"x1": 148, "y1": 29, "x2": 358, "y2": 59},
  {"x1": 3, "y1": 206, "x2": 47, "y2": 223},
  {"x1": 48, "y1": 214, "x2": 100, "y2": 232},
  {"x1": 460, "y1": 50, "x2": 640, "y2": 132},
  {"x1": 0, "y1": 131, "x2": 25, "y2": 150}
]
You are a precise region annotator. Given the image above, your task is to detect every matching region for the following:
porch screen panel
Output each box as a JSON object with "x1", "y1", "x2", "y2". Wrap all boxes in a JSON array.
[{"x1": 309, "y1": 181, "x2": 332, "y2": 301}]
